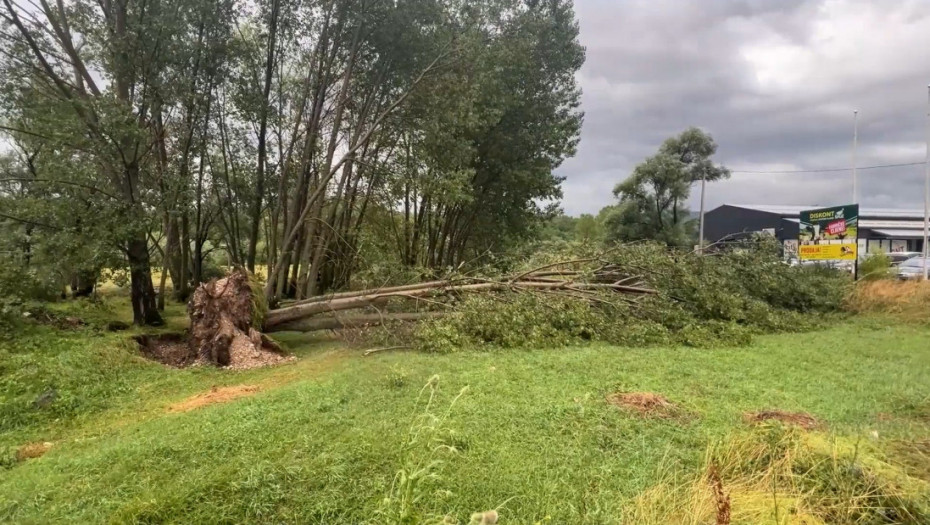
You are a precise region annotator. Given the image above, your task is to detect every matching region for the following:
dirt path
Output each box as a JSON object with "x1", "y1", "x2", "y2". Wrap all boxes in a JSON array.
[{"x1": 164, "y1": 348, "x2": 350, "y2": 413}]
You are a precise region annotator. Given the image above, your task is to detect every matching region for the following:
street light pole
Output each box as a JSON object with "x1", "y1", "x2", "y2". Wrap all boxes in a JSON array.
[
  {"x1": 852, "y1": 110, "x2": 859, "y2": 203},
  {"x1": 698, "y1": 172, "x2": 706, "y2": 255},
  {"x1": 923, "y1": 86, "x2": 930, "y2": 280}
]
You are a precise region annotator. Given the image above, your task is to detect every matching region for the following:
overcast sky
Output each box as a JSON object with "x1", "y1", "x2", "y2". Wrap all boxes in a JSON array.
[{"x1": 557, "y1": 0, "x2": 930, "y2": 216}]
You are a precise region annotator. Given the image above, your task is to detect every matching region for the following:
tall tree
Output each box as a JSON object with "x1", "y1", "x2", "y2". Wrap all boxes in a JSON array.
[
  {"x1": 0, "y1": 0, "x2": 179, "y2": 324},
  {"x1": 606, "y1": 127, "x2": 729, "y2": 246}
]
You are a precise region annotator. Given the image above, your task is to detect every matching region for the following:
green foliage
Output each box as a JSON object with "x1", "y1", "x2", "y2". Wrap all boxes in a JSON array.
[
  {"x1": 860, "y1": 252, "x2": 894, "y2": 281},
  {"x1": 606, "y1": 127, "x2": 729, "y2": 247},
  {"x1": 537, "y1": 213, "x2": 579, "y2": 242},
  {"x1": 383, "y1": 0, "x2": 585, "y2": 270},
  {"x1": 1, "y1": 0, "x2": 588, "y2": 309},
  {"x1": 0, "y1": 254, "x2": 64, "y2": 329},
  {"x1": 248, "y1": 271, "x2": 269, "y2": 328},
  {"x1": 414, "y1": 294, "x2": 619, "y2": 352},
  {"x1": 412, "y1": 239, "x2": 851, "y2": 352}
]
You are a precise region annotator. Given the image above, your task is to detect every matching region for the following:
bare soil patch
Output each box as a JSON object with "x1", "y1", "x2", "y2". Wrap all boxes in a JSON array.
[
  {"x1": 135, "y1": 333, "x2": 198, "y2": 368},
  {"x1": 16, "y1": 442, "x2": 53, "y2": 461},
  {"x1": 744, "y1": 410, "x2": 821, "y2": 430},
  {"x1": 607, "y1": 392, "x2": 681, "y2": 418},
  {"x1": 134, "y1": 332, "x2": 293, "y2": 370},
  {"x1": 168, "y1": 385, "x2": 261, "y2": 412}
]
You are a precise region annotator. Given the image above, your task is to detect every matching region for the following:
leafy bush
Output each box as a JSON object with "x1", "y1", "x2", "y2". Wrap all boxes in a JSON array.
[
  {"x1": 859, "y1": 252, "x2": 893, "y2": 281},
  {"x1": 410, "y1": 239, "x2": 851, "y2": 352},
  {"x1": 0, "y1": 265, "x2": 63, "y2": 329}
]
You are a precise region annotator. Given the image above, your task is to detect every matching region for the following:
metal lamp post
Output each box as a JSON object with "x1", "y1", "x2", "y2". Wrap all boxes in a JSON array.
[
  {"x1": 853, "y1": 110, "x2": 859, "y2": 204},
  {"x1": 923, "y1": 86, "x2": 930, "y2": 280},
  {"x1": 698, "y1": 172, "x2": 707, "y2": 254}
]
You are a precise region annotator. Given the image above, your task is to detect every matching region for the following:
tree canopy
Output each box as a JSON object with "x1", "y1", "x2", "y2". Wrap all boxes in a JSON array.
[
  {"x1": 604, "y1": 127, "x2": 729, "y2": 246},
  {"x1": 0, "y1": 0, "x2": 585, "y2": 323}
]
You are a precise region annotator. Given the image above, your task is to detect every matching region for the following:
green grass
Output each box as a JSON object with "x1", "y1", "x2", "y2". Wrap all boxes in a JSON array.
[{"x1": 2, "y1": 298, "x2": 930, "y2": 523}]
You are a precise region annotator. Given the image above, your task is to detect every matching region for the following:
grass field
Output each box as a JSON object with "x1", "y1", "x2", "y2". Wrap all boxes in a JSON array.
[{"x1": 2, "y1": 299, "x2": 930, "y2": 523}]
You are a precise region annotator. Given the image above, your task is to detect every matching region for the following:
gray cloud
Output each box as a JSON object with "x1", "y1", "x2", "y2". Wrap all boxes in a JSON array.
[{"x1": 558, "y1": 0, "x2": 930, "y2": 216}]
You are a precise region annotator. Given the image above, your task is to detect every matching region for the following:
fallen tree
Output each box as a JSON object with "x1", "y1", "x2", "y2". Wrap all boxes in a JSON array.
[
  {"x1": 184, "y1": 256, "x2": 657, "y2": 364},
  {"x1": 184, "y1": 238, "x2": 851, "y2": 363}
]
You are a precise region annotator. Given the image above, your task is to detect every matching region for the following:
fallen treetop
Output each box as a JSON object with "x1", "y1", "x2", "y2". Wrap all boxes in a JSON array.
[{"x1": 263, "y1": 261, "x2": 656, "y2": 330}]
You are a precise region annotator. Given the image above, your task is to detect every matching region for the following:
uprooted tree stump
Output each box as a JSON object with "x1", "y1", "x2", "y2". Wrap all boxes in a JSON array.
[{"x1": 188, "y1": 269, "x2": 287, "y2": 368}]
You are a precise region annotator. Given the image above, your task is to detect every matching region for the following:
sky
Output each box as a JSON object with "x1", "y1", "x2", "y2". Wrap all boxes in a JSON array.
[{"x1": 556, "y1": 0, "x2": 930, "y2": 216}]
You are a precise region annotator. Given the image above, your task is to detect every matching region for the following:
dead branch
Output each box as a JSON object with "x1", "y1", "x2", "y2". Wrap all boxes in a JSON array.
[
  {"x1": 268, "y1": 312, "x2": 444, "y2": 333},
  {"x1": 363, "y1": 345, "x2": 410, "y2": 357},
  {"x1": 264, "y1": 277, "x2": 657, "y2": 328}
]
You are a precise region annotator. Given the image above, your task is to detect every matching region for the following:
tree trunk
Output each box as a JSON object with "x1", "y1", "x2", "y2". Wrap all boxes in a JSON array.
[
  {"x1": 165, "y1": 215, "x2": 181, "y2": 291},
  {"x1": 269, "y1": 312, "x2": 443, "y2": 333},
  {"x1": 158, "y1": 259, "x2": 168, "y2": 311},
  {"x1": 176, "y1": 213, "x2": 191, "y2": 301},
  {"x1": 70, "y1": 270, "x2": 96, "y2": 298},
  {"x1": 127, "y1": 237, "x2": 163, "y2": 326},
  {"x1": 247, "y1": 0, "x2": 281, "y2": 272}
]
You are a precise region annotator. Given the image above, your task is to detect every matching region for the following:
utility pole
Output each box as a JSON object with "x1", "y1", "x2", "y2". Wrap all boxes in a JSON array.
[
  {"x1": 698, "y1": 172, "x2": 707, "y2": 255},
  {"x1": 923, "y1": 86, "x2": 930, "y2": 280},
  {"x1": 852, "y1": 110, "x2": 859, "y2": 203}
]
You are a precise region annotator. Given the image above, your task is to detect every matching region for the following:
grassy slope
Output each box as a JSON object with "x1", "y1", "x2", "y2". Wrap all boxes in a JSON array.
[{"x1": 1, "y1": 299, "x2": 930, "y2": 523}]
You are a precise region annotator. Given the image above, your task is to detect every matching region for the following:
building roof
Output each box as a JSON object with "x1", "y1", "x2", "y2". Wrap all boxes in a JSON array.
[
  {"x1": 724, "y1": 204, "x2": 927, "y2": 220},
  {"x1": 860, "y1": 220, "x2": 928, "y2": 229},
  {"x1": 871, "y1": 229, "x2": 928, "y2": 239},
  {"x1": 725, "y1": 204, "x2": 818, "y2": 215}
]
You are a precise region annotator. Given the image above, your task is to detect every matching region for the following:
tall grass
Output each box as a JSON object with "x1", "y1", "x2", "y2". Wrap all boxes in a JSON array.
[
  {"x1": 375, "y1": 376, "x2": 468, "y2": 524},
  {"x1": 624, "y1": 425, "x2": 930, "y2": 524},
  {"x1": 847, "y1": 280, "x2": 930, "y2": 323}
]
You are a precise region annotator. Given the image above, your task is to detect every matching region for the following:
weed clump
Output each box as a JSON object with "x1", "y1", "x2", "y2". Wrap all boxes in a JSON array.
[
  {"x1": 859, "y1": 252, "x2": 894, "y2": 281},
  {"x1": 607, "y1": 392, "x2": 683, "y2": 419}
]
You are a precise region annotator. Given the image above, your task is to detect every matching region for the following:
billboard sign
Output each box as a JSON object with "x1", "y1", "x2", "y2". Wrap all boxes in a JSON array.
[{"x1": 798, "y1": 204, "x2": 859, "y2": 261}]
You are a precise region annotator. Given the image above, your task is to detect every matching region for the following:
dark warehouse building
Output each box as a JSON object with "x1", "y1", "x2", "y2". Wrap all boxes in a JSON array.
[{"x1": 703, "y1": 204, "x2": 927, "y2": 258}]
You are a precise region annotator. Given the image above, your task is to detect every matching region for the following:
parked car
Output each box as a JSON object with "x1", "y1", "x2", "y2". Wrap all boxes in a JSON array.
[
  {"x1": 800, "y1": 259, "x2": 854, "y2": 273},
  {"x1": 887, "y1": 252, "x2": 922, "y2": 266},
  {"x1": 896, "y1": 257, "x2": 930, "y2": 280}
]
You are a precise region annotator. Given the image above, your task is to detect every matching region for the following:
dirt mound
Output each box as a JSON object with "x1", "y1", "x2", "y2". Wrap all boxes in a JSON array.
[
  {"x1": 744, "y1": 410, "x2": 821, "y2": 430},
  {"x1": 134, "y1": 332, "x2": 293, "y2": 370},
  {"x1": 168, "y1": 385, "x2": 261, "y2": 412},
  {"x1": 224, "y1": 337, "x2": 294, "y2": 370},
  {"x1": 17, "y1": 442, "x2": 53, "y2": 461},
  {"x1": 135, "y1": 333, "x2": 198, "y2": 368},
  {"x1": 607, "y1": 392, "x2": 680, "y2": 418}
]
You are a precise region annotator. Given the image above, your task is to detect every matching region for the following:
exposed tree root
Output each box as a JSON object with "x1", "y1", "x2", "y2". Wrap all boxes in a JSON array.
[{"x1": 188, "y1": 269, "x2": 286, "y2": 367}]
